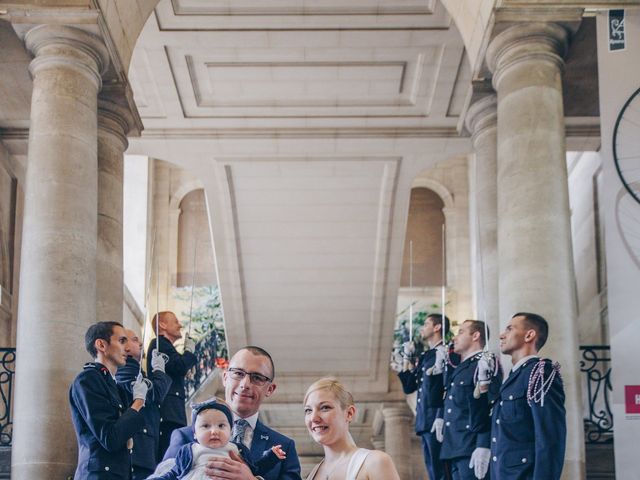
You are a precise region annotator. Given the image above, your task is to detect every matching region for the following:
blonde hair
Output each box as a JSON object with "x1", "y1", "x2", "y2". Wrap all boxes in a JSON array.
[{"x1": 304, "y1": 377, "x2": 355, "y2": 410}]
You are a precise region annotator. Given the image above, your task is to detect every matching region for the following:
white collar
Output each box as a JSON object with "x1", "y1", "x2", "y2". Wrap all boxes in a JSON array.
[
  {"x1": 463, "y1": 349, "x2": 484, "y2": 361},
  {"x1": 233, "y1": 411, "x2": 259, "y2": 430},
  {"x1": 511, "y1": 355, "x2": 539, "y2": 372}
]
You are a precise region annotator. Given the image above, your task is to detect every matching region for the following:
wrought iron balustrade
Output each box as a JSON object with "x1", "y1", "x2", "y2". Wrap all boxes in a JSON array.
[
  {"x1": 579, "y1": 345, "x2": 613, "y2": 444},
  {"x1": 0, "y1": 348, "x2": 15, "y2": 447},
  {"x1": 185, "y1": 329, "x2": 226, "y2": 400}
]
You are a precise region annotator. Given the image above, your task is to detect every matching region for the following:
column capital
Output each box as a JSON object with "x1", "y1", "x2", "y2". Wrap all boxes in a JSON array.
[
  {"x1": 486, "y1": 22, "x2": 569, "y2": 91},
  {"x1": 24, "y1": 25, "x2": 110, "y2": 91},
  {"x1": 98, "y1": 87, "x2": 140, "y2": 152},
  {"x1": 465, "y1": 94, "x2": 497, "y2": 143},
  {"x1": 381, "y1": 405, "x2": 413, "y2": 422}
]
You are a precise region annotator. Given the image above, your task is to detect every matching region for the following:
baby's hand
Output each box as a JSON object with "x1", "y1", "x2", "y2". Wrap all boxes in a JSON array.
[{"x1": 271, "y1": 445, "x2": 286, "y2": 460}]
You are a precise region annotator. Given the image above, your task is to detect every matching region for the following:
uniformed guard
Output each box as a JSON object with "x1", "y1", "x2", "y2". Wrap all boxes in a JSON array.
[
  {"x1": 397, "y1": 314, "x2": 449, "y2": 480},
  {"x1": 434, "y1": 320, "x2": 500, "y2": 479},
  {"x1": 69, "y1": 321, "x2": 149, "y2": 480},
  {"x1": 146, "y1": 311, "x2": 197, "y2": 459},
  {"x1": 490, "y1": 312, "x2": 566, "y2": 480},
  {"x1": 117, "y1": 328, "x2": 172, "y2": 479}
]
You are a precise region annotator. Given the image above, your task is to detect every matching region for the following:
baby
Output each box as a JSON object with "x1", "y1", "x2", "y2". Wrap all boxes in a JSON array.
[{"x1": 149, "y1": 400, "x2": 285, "y2": 479}]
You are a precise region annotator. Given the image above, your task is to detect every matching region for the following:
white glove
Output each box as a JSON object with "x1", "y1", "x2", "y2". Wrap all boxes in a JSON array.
[
  {"x1": 477, "y1": 352, "x2": 495, "y2": 384},
  {"x1": 151, "y1": 349, "x2": 166, "y2": 373},
  {"x1": 184, "y1": 335, "x2": 196, "y2": 352},
  {"x1": 132, "y1": 373, "x2": 149, "y2": 403},
  {"x1": 402, "y1": 341, "x2": 415, "y2": 357},
  {"x1": 474, "y1": 352, "x2": 496, "y2": 398},
  {"x1": 431, "y1": 418, "x2": 444, "y2": 443},
  {"x1": 427, "y1": 344, "x2": 446, "y2": 375},
  {"x1": 469, "y1": 447, "x2": 491, "y2": 479}
]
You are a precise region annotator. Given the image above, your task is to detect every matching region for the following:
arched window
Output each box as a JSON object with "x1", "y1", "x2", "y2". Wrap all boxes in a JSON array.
[
  {"x1": 400, "y1": 188, "x2": 445, "y2": 287},
  {"x1": 177, "y1": 189, "x2": 216, "y2": 287}
]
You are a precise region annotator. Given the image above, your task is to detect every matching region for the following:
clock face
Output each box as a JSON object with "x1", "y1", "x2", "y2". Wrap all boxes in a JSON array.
[{"x1": 613, "y1": 87, "x2": 640, "y2": 204}]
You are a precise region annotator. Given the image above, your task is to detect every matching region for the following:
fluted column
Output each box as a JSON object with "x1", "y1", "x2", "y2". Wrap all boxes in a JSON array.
[
  {"x1": 97, "y1": 89, "x2": 134, "y2": 323},
  {"x1": 487, "y1": 23, "x2": 585, "y2": 479},
  {"x1": 465, "y1": 94, "x2": 499, "y2": 345},
  {"x1": 382, "y1": 405, "x2": 413, "y2": 479},
  {"x1": 13, "y1": 25, "x2": 109, "y2": 478}
]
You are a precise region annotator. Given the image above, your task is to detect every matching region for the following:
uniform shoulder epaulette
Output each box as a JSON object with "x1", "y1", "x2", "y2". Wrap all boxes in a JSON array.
[{"x1": 526, "y1": 358, "x2": 561, "y2": 407}]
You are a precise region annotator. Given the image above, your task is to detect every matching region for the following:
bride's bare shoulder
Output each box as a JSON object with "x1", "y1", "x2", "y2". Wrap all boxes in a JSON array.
[{"x1": 359, "y1": 450, "x2": 400, "y2": 480}]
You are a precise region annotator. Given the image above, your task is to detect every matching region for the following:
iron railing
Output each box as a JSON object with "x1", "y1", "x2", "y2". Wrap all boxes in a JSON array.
[
  {"x1": 0, "y1": 348, "x2": 15, "y2": 447},
  {"x1": 579, "y1": 345, "x2": 613, "y2": 444},
  {"x1": 184, "y1": 329, "x2": 225, "y2": 400}
]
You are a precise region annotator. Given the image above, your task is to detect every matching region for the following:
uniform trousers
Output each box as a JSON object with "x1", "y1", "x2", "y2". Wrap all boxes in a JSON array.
[
  {"x1": 420, "y1": 431, "x2": 445, "y2": 480},
  {"x1": 447, "y1": 456, "x2": 482, "y2": 480}
]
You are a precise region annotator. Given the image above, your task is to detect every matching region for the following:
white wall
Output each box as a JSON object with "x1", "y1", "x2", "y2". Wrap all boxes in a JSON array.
[{"x1": 597, "y1": 9, "x2": 640, "y2": 479}]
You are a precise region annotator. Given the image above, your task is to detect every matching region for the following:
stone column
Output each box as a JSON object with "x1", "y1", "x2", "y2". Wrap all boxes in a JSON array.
[
  {"x1": 486, "y1": 23, "x2": 585, "y2": 479},
  {"x1": 465, "y1": 93, "x2": 499, "y2": 345},
  {"x1": 97, "y1": 88, "x2": 135, "y2": 323},
  {"x1": 382, "y1": 406, "x2": 413, "y2": 479},
  {"x1": 12, "y1": 25, "x2": 109, "y2": 478}
]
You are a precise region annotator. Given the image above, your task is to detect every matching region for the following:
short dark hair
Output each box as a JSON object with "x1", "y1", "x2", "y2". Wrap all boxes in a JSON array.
[
  {"x1": 464, "y1": 319, "x2": 488, "y2": 348},
  {"x1": 85, "y1": 321, "x2": 122, "y2": 358},
  {"x1": 513, "y1": 312, "x2": 549, "y2": 351},
  {"x1": 238, "y1": 346, "x2": 276, "y2": 379},
  {"x1": 427, "y1": 314, "x2": 450, "y2": 335}
]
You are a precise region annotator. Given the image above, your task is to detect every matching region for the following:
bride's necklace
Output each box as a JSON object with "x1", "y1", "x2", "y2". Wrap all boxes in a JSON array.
[{"x1": 323, "y1": 451, "x2": 353, "y2": 480}]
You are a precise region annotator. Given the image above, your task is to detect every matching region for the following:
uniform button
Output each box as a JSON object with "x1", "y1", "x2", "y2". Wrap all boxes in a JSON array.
[
  {"x1": 509, "y1": 395, "x2": 513, "y2": 400},
  {"x1": 160, "y1": 417, "x2": 163, "y2": 422},
  {"x1": 492, "y1": 437, "x2": 496, "y2": 443},
  {"x1": 522, "y1": 458, "x2": 527, "y2": 463},
  {"x1": 449, "y1": 395, "x2": 453, "y2": 400},
  {"x1": 466, "y1": 425, "x2": 470, "y2": 429},
  {"x1": 143, "y1": 428, "x2": 147, "y2": 433},
  {"x1": 451, "y1": 382, "x2": 454, "y2": 386},
  {"x1": 118, "y1": 404, "x2": 122, "y2": 408},
  {"x1": 445, "y1": 421, "x2": 450, "y2": 426},
  {"x1": 447, "y1": 409, "x2": 452, "y2": 413},
  {"x1": 176, "y1": 392, "x2": 179, "y2": 396},
  {"x1": 417, "y1": 398, "x2": 421, "y2": 403},
  {"x1": 460, "y1": 381, "x2": 464, "y2": 384},
  {"x1": 500, "y1": 401, "x2": 503, "y2": 406},
  {"x1": 496, "y1": 419, "x2": 500, "y2": 424},
  {"x1": 492, "y1": 456, "x2": 497, "y2": 462},
  {"x1": 105, "y1": 467, "x2": 110, "y2": 471},
  {"x1": 419, "y1": 387, "x2": 422, "y2": 392}
]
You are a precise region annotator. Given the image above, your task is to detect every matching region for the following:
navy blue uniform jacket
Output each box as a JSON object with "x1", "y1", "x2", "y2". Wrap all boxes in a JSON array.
[
  {"x1": 116, "y1": 357, "x2": 172, "y2": 471},
  {"x1": 438, "y1": 352, "x2": 501, "y2": 460},
  {"x1": 397, "y1": 346, "x2": 445, "y2": 435},
  {"x1": 490, "y1": 358, "x2": 566, "y2": 480},
  {"x1": 146, "y1": 336, "x2": 197, "y2": 426},
  {"x1": 163, "y1": 420, "x2": 302, "y2": 480},
  {"x1": 69, "y1": 362, "x2": 146, "y2": 479},
  {"x1": 153, "y1": 441, "x2": 281, "y2": 479}
]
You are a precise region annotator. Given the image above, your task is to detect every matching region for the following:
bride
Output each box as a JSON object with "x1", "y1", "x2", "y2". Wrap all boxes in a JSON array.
[{"x1": 304, "y1": 378, "x2": 401, "y2": 480}]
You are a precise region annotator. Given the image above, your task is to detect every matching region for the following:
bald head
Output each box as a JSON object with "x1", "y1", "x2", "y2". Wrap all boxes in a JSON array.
[{"x1": 124, "y1": 328, "x2": 142, "y2": 360}]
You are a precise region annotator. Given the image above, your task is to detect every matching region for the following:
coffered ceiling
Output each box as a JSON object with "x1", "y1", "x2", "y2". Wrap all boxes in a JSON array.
[{"x1": 129, "y1": 0, "x2": 471, "y2": 134}]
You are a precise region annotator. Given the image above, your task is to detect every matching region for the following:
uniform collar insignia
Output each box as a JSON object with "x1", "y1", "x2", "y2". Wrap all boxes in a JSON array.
[{"x1": 84, "y1": 362, "x2": 110, "y2": 376}]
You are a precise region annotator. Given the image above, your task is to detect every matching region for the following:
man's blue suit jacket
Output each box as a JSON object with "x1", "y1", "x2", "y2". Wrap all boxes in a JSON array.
[{"x1": 164, "y1": 419, "x2": 302, "y2": 480}]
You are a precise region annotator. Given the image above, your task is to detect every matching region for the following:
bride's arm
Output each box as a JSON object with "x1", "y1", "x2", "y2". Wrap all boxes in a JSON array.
[{"x1": 361, "y1": 451, "x2": 401, "y2": 480}]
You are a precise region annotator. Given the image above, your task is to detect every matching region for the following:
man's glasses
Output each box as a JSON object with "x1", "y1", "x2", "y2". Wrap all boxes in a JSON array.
[{"x1": 227, "y1": 367, "x2": 272, "y2": 386}]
